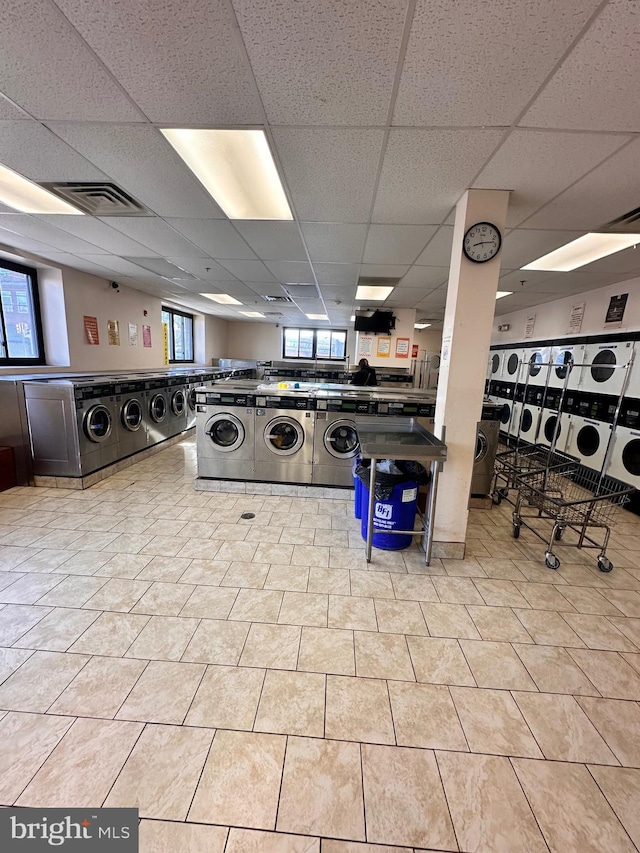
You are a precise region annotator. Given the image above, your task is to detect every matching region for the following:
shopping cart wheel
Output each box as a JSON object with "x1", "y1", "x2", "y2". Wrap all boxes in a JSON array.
[
  {"x1": 492, "y1": 492, "x2": 502, "y2": 505},
  {"x1": 597, "y1": 556, "x2": 613, "y2": 573},
  {"x1": 545, "y1": 552, "x2": 560, "y2": 570},
  {"x1": 499, "y1": 488, "x2": 509, "y2": 498},
  {"x1": 513, "y1": 524, "x2": 520, "y2": 539}
]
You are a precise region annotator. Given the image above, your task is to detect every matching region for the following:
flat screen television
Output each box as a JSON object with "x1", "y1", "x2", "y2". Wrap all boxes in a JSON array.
[{"x1": 354, "y1": 311, "x2": 395, "y2": 333}]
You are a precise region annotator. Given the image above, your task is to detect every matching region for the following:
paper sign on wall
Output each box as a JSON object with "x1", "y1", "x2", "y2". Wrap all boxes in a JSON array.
[
  {"x1": 84, "y1": 315, "x2": 99, "y2": 345},
  {"x1": 358, "y1": 335, "x2": 373, "y2": 358},
  {"x1": 107, "y1": 319, "x2": 120, "y2": 346},
  {"x1": 568, "y1": 303, "x2": 585, "y2": 335},
  {"x1": 128, "y1": 323, "x2": 138, "y2": 346},
  {"x1": 376, "y1": 336, "x2": 391, "y2": 358},
  {"x1": 605, "y1": 293, "x2": 628, "y2": 327},
  {"x1": 395, "y1": 337, "x2": 410, "y2": 358},
  {"x1": 143, "y1": 325, "x2": 152, "y2": 348},
  {"x1": 524, "y1": 314, "x2": 536, "y2": 339},
  {"x1": 162, "y1": 322, "x2": 169, "y2": 365},
  {"x1": 412, "y1": 343, "x2": 419, "y2": 358}
]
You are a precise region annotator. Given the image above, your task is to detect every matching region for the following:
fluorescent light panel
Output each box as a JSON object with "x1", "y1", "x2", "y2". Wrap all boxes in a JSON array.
[
  {"x1": 522, "y1": 232, "x2": 640, "y2": 272},
  {"x1": 161, "y1": 128, "x2": 293, "y2": 220},
  {"x1": 414, "y1": 323, "x2": 431, "y2": 329},
  {"x1": 0, "y1": 163, "x2": 84, "y2": 214},
  {"x1": 306, "y1": 313, "x2": 328, "y2": 320},
  {"x1": 240, "y1": 311, "x2": 265, "y2": 317},
  {"x1": 496, "y1": 291, "x2": 512, "y2": 299},
  {"x1": 355, "y1": 285, "x2": 394, "y2": 301},
  {"x1": 200, "y1": 293, "x2": 242, "y2": 305}
]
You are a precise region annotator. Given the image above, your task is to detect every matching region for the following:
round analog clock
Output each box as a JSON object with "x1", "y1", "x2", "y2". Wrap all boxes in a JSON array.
[{"x1": 463, "y1": 222, "x2": 502, "y2": 263}]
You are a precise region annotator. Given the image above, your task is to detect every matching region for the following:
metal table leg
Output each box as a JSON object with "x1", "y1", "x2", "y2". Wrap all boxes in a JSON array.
[
  {"x1": 366, "y1": 456, "x2": 377, "y2": 563},
  {"x1": 424, "y1": 458, "x2": 440, "y2": 565}
]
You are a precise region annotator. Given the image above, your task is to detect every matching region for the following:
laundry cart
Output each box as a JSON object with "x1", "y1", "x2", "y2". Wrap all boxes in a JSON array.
[{"x1": 492, "y1": 444, "x2": 579, "y2": 506}]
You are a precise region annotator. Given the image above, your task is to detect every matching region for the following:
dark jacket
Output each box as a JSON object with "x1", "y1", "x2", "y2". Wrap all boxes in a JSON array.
[{"x1": 351, "y1": 366, "x2": 378, "y2": 386}]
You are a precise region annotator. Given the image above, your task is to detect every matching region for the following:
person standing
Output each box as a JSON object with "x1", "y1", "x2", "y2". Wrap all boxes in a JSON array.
[{"x1": 351, "y1": 358, "x2": 378, "y2": 386}]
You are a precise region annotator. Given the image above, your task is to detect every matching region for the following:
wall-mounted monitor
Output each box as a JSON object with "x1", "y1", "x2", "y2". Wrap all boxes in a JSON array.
[{"x1": 354, "y1": 310, "x2": 396, "y2": 334}]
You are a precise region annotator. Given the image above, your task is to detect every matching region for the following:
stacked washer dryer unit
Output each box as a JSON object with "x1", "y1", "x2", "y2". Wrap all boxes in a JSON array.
[
  {"x1": 196, "y1": 386, "x2": 255, "y2": 479},
  {"x1": 312, "y1": 390, "x2": 374, "y2": 487},
  {"x1": 496, "y1": 346, "x2": 525, "y2": 440},
  {"x1": 254, "y1": 389, "x2": 314, "y2": 484},
  {"x1": 112, "y1": 378, "x2": 147, "y2": 457},
  {"x1": 564, "y1": 391, "x2": 615, "y2": 477}
]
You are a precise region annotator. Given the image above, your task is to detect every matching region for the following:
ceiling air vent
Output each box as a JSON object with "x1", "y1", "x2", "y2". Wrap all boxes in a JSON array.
[
  {"x1": 40, "y1": 182, "x2": 150, "y2": 216},
  {"x1": 357, "y1": 275, "x2": 402, "y2": 288},
  {"x1": 263, "y1": 311, "x2": 283, "y2": 316},
  {"x1": 283, "y1": 284, "x2": 320, "y2": 299},
  {"x1": 600, "y1": 206, "x2": 640, "y2": 233},
  {"x1": 261, "y1": 294, "x2": 293, "y2": 303}
]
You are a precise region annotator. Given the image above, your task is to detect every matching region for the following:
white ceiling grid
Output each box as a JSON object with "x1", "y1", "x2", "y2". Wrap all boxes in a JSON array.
[{"x1": 0, "y1": 0, "x2": 637, "y2": 324}]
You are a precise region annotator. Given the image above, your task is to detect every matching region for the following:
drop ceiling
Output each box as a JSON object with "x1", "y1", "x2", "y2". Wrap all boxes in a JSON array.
[{"x1": 0, "y1": 0, "x2": 639, "y2": 328}]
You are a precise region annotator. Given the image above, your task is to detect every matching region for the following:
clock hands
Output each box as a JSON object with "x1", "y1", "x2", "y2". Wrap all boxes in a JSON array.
[{"x1": 473, "y1": 241, "x2": 495, "y2": 247}]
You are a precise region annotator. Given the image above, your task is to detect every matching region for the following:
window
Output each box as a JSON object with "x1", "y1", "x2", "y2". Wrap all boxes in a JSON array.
[
  {"x1": 282, "y1": 327, "x2": 347, "y2": 360},
  {"x1": 0, "y1": 260, "x2": 45, "y2": 365},
  {"x1": 161, "y1": 307, "x2": 194, "y2": 363}
]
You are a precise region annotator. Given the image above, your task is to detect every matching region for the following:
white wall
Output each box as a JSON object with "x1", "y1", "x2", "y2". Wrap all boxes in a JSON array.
[
  {"x1": 412, "y1": 327, "x2": 442, "y2": 353},
  {"x1": 355, "y1": 308, "x2": 417, "y2": 368},
  {"x1": 225, "y1": 320, "x2": 358, "y2": 364}
]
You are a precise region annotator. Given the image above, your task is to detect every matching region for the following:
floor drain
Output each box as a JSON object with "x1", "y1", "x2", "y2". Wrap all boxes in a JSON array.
[{"x1": 241, "y1": 512, "x2": 255, "y2": 519}]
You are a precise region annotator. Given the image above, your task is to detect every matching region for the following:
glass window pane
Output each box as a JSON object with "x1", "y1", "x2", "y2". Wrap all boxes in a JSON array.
[
  {"x1": 316, "y1": 330, "x2": 331, "y2": 358},
  {"x1": 0, "y1": 266, "x2": 38, "y2": 359},
  {"x1": 330, "y1": 331, "x2": 346, "y2": 359},
  {"x1": 173, "y1": 315, "x2": 185, "y2": 360},
  {"x1": 283, "y1": 329, "x2": 299, "y2": 358},
  {"x1": 299, "y1": 329, "x2": 314, "y2": 358},
  {"x1": 184, "y1": 315, "x2": 193, "y2": 360}
]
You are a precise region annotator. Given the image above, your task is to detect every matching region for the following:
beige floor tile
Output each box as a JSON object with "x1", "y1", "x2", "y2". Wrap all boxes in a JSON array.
[
  {"x1": 577, "y1": 696, "x2": 640, "y2": 766},
  {"x1": 442, "y1": 556, "x2": 486, "y2": 577},
  {"x1": 49, "y1": 656, "x2": 147, "y2": 718},
  {"x1": 139, "y1": 820, "x2": 228, "y2": 853},
  {"x1": 280, "y1": 528, "x2": 315, "y2": 546},
  {"x1": 515, "y1": 582, "x2": 574, "y2": 611},
  {"x1": 308, "y1": 567, "x2": 351, "y2": 596},
  {"x1": 278, "y1": 591, "x2": 328, "y2": 627},
  {"x1": 214, "y1": 542, "x2": 259, "y2": 564},
  {"x1": 220, "y1": 562, "x2": 269, "y2": 589},
  {"x1": 437, "y1": 751, "x2": 547, "y2": 853},
  {"x1": 432, "y1": 576, "x2": 484, "y2": 605},
  {"x1": 297, "y1": 626, "x2": 355, "y2": 676},
  {"x1": 226, "y1": 829, "x2": 319, "y2": 852},
  {"x1": 12, "y1": 607, "x2": 99, "y2": 652},
  {"x1": 611, "y1": 616, "x2": 640, "y2": 648},
  {"x1": 0, "y1": 650, "x2": 89, "y2": 712},
  {"x1": 325, "y1": 675, "x2": 394, "y2": 744},
  {"x1": 0, "y1": 646, "x2": 33, "y2": 682},
  {"x1": 451, "y1": 686, "x2": 543, "y2": 758},
  {"x1": 105, "y1": 723, "x2": 213, "y2": 819},
  {"x1": 362, "y1": 743, "x2": 456, "y2": 849},
  {"x1": 101, "y1": 533, "x2": 154, "y2": 555},
  {"x1": 0, "y1": 712, "x2": 74, "y2": 804},
  {"x1": 513, "y1": 691, "x2": 617, "y2": 764},
  {"x1": 292, "y1": 545, "x2": 330, "y2": 567},
  {"x1": 473, "y1": 578, "x2": 531, "y2": 608},
  {"x1": 136, "y1": 555, "x2": 195, "y2": 583},
  {"x1": 16, "y1": 717, "x2": 143, "y2": 808},
  {"x1": 264, "y1": 565, "x2": 309, "y2": 592},
  {"x1": 569, "y1": 649, "x2": 640, "y2": 700},
  {"x1": 214, "y1": 523, "x2": 248, "y2": 541},
  {"x1": 254, "y1": 543, "x2": 294, "y2": 565},
  {"x1": 239, "y1": 623, "x2": 301, "y2": 670},
  {"x1": 255, "y1": 669, "x2": 326, "y2": 737},
  {"x1": 390, "y1": 573, "x2": 438, "y2": 602},
  {"x1": 388, "y1": 681, "x2": 467, "y2": 751},
  {"x1": 245, "y1": 526, "x2": 285, "y2": 545},
  {"x1": 556, "y1": 562, "x2": 611, "y2": 588},
  {"x1": 35, "y1": 575, "x2": 108, "y2": 607},
  {"x1": 466, "y1": 605, "x2": 534, "y2": 643},
  {"x1": 124, "y1": 615, "x2": 199, "y2": 661},
  {"x1": 515, "y1": 560, "x2": 569, "y2": 584},
  {"x1": 83, "y1": 578, "x2": 151, "y2": 612},
  {"x1": 189, "y1": 729, "x2": 286, "y2": 829},
  {"x1": 513, "y1": 758, "x2": 636, "y2": 852},
  {"x1": 328, "y1": 595, "x2": 377, "y2": 631},
  {"x1": 460, "y1": 639, "x2": 537, "y2": 690},
  {"x1": 622, "y1": 651, "x2": 640, "y2": 674},
  {"x1": 562, "y1": 612, "x2": 639, "y2": 652},
  {"x1": 588, "y1": 766, "x2": 640, "y2": 849},
  {"x1": 68, "y1": 611, "x2": 150, "y2": 656},
  {"x1": 116, "y1": 660, "x2": 205, "y2": 724},
  {"x1": 601, "y1": 589, "x2": 640, "y2": 617},
  {"x1": 513, "y1": 643, "x2": 600, "y2": 695},
  {"x1": 314, "y1": 529, "x2": 349, "y2": 548},
  {"x1": 277, "y1": 736, "x2": 364, "y2": 841},
  {"x1": 1, "y1": 573, "x2": 64, "y2": 605},
  {"x1": 177, "y1": 559, "x2": 229, "y2": 586},
  {"x1": 229, "y1": 588, "x2": 284, "y2": 622},
  {"x1": 349, "y1": 570, "x2": 394, "y2": 599},
  {"x1": 95, "y1": 553, "x2": 154, "y2": 579},
  {"x1": 373, "y1": 599, "x2": 428, "y2": 635},
  {"x1": 407, "y1": 636, "x2": 475, "y2": 686},
  {"x1": 131, "y1": 581, "x2": 195, "y2": 616},
  {"x1": 185, "y1": 665, "x2": 265, "y2": 730},
  {"x1": 513, "y1": 608, "x2": 586, "y2": 647},
  {"x1": 141, "y1": 535, "x2": 192, "y2": 557},
  {"x1": 179, "y1": 585, "x2": 239, "y2": 619},
  {"x1": 355, "y1": 631, "x2": 414, "y2": 681},
  {"x1": 476, "y1": 557, "x2": 527, "y2": 581},
  {"x1": 420, "y1": 602, "x2": 481, "y2": 639},
  {"x1": 181, "y1": 618, "x2": 250, "y2": 665},
  {"x1": 560, "y1": 585, "x2": 625, "y2": 615}
]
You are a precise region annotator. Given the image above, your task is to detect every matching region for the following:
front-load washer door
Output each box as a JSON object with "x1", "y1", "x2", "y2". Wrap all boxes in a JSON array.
[
  {"x1": 187, "y1": 388, "x2": 197, "y2": 411},
  {"x1": 264, "y1": 416, "x2": 304, "y2": 456},
  {"x1": 149, "y1": 393, "x2": 167, "y2": 423},
  {"x1": 323, "y1": 419, "x2": 359, "y2": 460},
  {"x1": 171, "y1": 389, "x2": 186, "y2": 416},
  {"x1": 475, "y1": 429, "x2": 488, "y2": 463},
  {"x1": 83, "y1": 405, "x2": 113, "y2": 443},
  {"x1": 622, "y1": 438, "x2": 640, "y2": 479},
  {"x1": 121, "y1": 398, "x2": 143, "y2": 432},
  {"x1": 206, "y1": 413, "x2": 245, "y2": 452},
  {"x1": 577, "y1": 424, "x2": 600, "y2": 458}
]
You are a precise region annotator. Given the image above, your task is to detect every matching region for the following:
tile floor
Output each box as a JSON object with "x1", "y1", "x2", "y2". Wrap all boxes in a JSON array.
[{"x1": 0, "y1": 436, "x2": 639, "y2": 851}]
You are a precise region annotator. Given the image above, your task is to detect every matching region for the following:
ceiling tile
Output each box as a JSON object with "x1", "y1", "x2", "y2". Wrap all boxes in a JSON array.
[
  {"x1": 474, "y1": 129, "x2": 629, "y2": 227},
  {"x1": 164, "y1": 219, "x2": 256, "y2": 260},
  {"x1": 36, "y1": 215, "x2": 159, "y2": 256},
  {"x1": 74, "y1": 255, "x2": 164, "y2": 279},
  {"x1": 373, "y1": 129, "x2": 505, "y2": 223},
  {"x1": 50, "y1": 124, "x2": 225, "y2": 218},
  {"x1": 218, "y1": 259, "x2": 278, "y2": 282},
  {"x1": 314, "y1": 263, "x2": 360, "y2": 286},
  {"x1": 124, "y1": 257, "x2": 197, "y2": 279},
  {"x1": 53, "y1": 0, "x2": 263, "y2": 124},
  {"x1": 398, "y1": 266, "x2": 449, "y2": 289},
  {"x1": 265, "y1": 260, "x2": 315, "y2": 284},
  {"x1": 394, "y1": 0, "x2": 601, "y2": 126},
  {"x1": 359, "y1": 263, "x2": 410, "y2": 279},
  {"x1": 523, "y1": 0, "x2": 640, "y2": 131},
  {"x1": 414, "y1": 227, "x2": 453, "y2": 266},
  {"x1": 234, "y1": 222, "x2": 307, "y2": 261},
  {"x1": 363, "y1": 224, "x2": 437, "y2": 264},
  {"x1": 0, "y1": 215, "x2": 108, "y2": 253},
  {"x1": 0, "y1": 120, "x2": 107, "y2": 181},
  {"x1": 300, "y1": 223, "x2": 367, "y2": 263},
  {"x1": 318, "y1": 284, "x2": 356, "y2": 300},
  {"x1": 233, "y1": 0, "x2": 407, "y2": 124},
  {"x1": 30, "y1": 252, "x2": 113, "y2": 278},
  {"x1": 97, "y1": 217, "x2": 207, "y2": 257},
  {"x1": 0, "y1": 0, "x2": 143, "y2": 121},
  {"x1": 0, "y1": 96, "x2": 28, "y2": 119},
  {"x1": 499, "y1": 229, "x2": 584, "y2": 270},
  {"x1": 165, "y1": 258, "x2": 240, "y2": 282}
]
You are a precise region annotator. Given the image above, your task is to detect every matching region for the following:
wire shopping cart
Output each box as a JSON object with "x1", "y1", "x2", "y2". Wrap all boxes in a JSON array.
[
  {"x1": 492, "y1": 443, "x2": 580, "y2": 506},
  {"x1": 511, "y1": 466, "x2": 634, "y2": 572}
]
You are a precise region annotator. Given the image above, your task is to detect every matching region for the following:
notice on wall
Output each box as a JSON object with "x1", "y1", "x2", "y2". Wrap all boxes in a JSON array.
[
  {"x1": 107, "y1": 319, "x2": 120, "y2": 346},
  {"x1": 395, "y1": 337, "x2": 410, "y2": 358},
  {"x1": 605, "y1": 293, "x2": 628, "y2": 327},
  {"x1": 358, "y1": 335, "x2": 374, "y2": 358},
  {"x1": 128, "y1": 323, "x2": 138, "y2": 346},
  {"x1": 162, "y1": 322, "x2": 169, "y2": 365},
  {"x1": 568, "y1": 302, "x2": 585, "y2": 335},
  {"x1": 441, "y1": 333, "x2": 452, "y2": 364},
  {"x1": 143, "y1": 324, "x2": 152, "y2": 348},
  {"x1": 84, "y1": 315, "x2": 99, "y2": 345},
  {"x1": 524, "y1": 314, "x2": 536, "y2": 339},
  {"x1": 376, "y1": 336, "x2": 391, "y2": 358},
  {"x1": 412, "y1": 343, "x2": 419, "y2": 358}
]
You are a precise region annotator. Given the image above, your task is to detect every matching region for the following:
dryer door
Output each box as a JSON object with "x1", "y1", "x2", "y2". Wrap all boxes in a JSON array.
[
  {"x1": 121, "y1": 398, "x2": 143, "y2": 432},
  {"x1": 324, "y1": 419, "x2": 359, "y2": 460},
  {"x1": 149, "y1": 394, "x2": 167, "y2": 423},
  {"x1": 577, "y1": 424, "x2": 600, "y2": 458},
  {"x1": 171, "y1": 389, "x2": 186, "y2": 416},
  {"x1": 263, "y1": 416, "x2": 304, "y2": 456},
  {"x1": 206, "y1": 413, "x2": 245, "y2": 452},
  {"x1": 83, "y1": 405, "x2": 113, "y2": 443},
  {"x1": 621, "y1": 438, "x2": 640, "y2": 478}
]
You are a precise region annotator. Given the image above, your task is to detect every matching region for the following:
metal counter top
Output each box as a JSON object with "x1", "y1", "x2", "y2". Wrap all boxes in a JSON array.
[{"x1": 357, "y1": 419, "x2": 447, "y2": 462}]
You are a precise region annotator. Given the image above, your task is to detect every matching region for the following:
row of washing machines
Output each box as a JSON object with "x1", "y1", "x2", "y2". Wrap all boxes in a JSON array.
[
  {"x1": 23, "y1": 368, "x2": 253, "y2": 479},
  {"x1": 486, "y1": 336, "x2": 640, "y2": 491}
]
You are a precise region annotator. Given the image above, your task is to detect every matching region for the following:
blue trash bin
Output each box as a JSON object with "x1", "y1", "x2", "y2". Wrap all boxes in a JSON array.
[
  {"x1": 353, "y1": 457, "x2": 363, "y2": 519},
  {"x1": 360, "y1": 480, "x2": 418, "y2": 550}
]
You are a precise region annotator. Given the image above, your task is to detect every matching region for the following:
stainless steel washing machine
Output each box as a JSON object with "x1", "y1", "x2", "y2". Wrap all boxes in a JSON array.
[
  {"x1": 470, "y1": 405, "x2": 501, "y2": 496},
  {"x1": 113, "y1": 378, "x2": 147, "y2": 458},
  {"x1": 312, "y1": 392, "x2": 375, "y2": 487},
  {"x1": 254, "y1": 391, "x2": 314, "y2": 484},
  {"x1": 196, "y1": 387, "x2": 256, "y2": 480},
  {"x1": 167, "y1": 376, "x2": 188, "y2": 437},
  {"x1": 144, "y1": 376, "x2": 171, "y2": 445}
]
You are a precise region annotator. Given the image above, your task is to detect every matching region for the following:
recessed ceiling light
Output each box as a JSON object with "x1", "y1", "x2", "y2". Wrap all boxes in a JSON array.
[
  {"x1": 200, "y1": 293, "x2": 243, "y2": 305},
  {"x1": 496, "y1": 291, "x2": 512, "y2": 299},
  {"x1": 414, "y1": 323, "x2": 431, "y2": 329},
  {"x1": 350, "y1": 315, "x2": 356, "y2": 321},
  {"x1": 161, "y1": 128, "x2": 293, "y2": 220},
  {"x1": 240, "y1": 311, "x2": 265, "y2": 317},
  {"x1": 355, "y1": 285, "x2": 394, "y2": 301},
  {"x1": 306, "y1": 313, "x2": 328, "y2": 320},
  {"x1": 0, "y1": 163, "x2": 84, "y2": 214},
  {"x1": 521, "y1": 233, "x2": 640, "y2": 272}
]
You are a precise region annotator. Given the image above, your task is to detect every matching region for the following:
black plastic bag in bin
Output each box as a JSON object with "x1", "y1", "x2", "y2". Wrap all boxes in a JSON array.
[{"x1": 355, "y1": 459, "x2": 431, "y2": 501}]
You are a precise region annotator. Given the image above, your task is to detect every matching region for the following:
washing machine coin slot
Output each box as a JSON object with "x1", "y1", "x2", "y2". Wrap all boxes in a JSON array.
[
  {"x1": 84, "y1": 405, "x2": 112, "y2": 443},
  {"x1": 591, "y1": 349, "x2": 617, "y2": 383}
]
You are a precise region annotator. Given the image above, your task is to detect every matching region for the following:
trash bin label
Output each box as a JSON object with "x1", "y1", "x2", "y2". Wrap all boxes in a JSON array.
[
  {"x1": 374, "y1": 502, "x2": 393, "y2": 522},
  {"x1": 402, "y1": 487, "x2": 418, "y2": 502}
]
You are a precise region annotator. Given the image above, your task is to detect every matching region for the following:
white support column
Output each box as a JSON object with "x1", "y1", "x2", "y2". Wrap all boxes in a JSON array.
[{"x1": 433, "y1": 189, "x2": 510, "y2": 558}]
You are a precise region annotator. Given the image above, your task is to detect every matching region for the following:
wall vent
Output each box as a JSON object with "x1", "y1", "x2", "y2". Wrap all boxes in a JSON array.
[{"x1": 40, "y1": 182, "x2": 150, "y2": 216}]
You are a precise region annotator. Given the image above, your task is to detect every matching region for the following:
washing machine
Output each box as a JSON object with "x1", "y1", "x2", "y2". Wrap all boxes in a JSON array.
[
  {"x1": 500, "y1": 347, "x2": 526, "y2": 383},
  {"x1": 524, "y1": 344, "x2": 552, "y2": 388},
  {"x1": 312, "y1": 392, "x2": 375, "y2": 486},
  {"x1": 113, "y1": 378, "x2": 147, "y2": 458},
  {"x1": 564, "y1": 415, "x2": 613, "y2": 474},
  {"x1": 537, "y1": 409, "x2": 569, "y2": 452},
  {"x1": 517, "y1": 401, "x2": 543, "y2": 444},
  {"x1": 196, "y1": 387, "x2": 255, "y2": 480},
  {"x1": 604, "y1": 426, "x2": 640, "y2": 488},
  {"x1": 167, "y1": 376, "x2": 188, "y2": 437},
  {"x1": 254, "y1": 391, "x2": 314, "y2": 484},
  {"x1": 471, "y1": 415, "x2": 501, "y2": 496},
  {"x1": 578, "y1": 340, "x2": 633, "y2": 398},
  {"x1": 144, "y1": 376, "x2": 172, "y2": 445},
  {"x1": 547, "y1": 343, "x2": 579, "y2": 389}
]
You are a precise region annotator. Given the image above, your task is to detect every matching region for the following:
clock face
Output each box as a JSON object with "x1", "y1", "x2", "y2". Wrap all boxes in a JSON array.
[{"x1": 463, "y1": 222, "x2": 502, "y2": 263}]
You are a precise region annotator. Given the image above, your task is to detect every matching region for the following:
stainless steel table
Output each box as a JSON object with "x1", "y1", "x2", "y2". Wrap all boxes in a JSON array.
[{"x1": 357, "y1": 419, "x2": 447, "y2": 564}]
